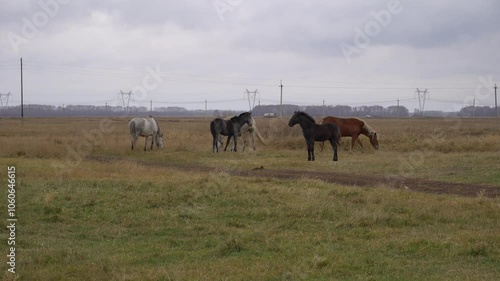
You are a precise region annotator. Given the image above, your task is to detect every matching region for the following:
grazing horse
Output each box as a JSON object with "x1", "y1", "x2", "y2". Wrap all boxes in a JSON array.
[
  {"x1": 219, "y1": 116, "x2": 266, "y2": 151},
  {"x1": 129, "y1": 116, "x2": 164, "y2": 151},
  {"x1": 288, "y1": 111, "x2": 340, "y2": 161},
  {"x1": 319, "y1": 117, "x2": 379, "y2": 151},
  {"x1": 210, "y1": 112, "x2": 253, "y2": 152}
]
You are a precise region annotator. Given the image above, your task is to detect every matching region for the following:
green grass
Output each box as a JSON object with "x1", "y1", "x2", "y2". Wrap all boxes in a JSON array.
[{"x1": 1, "y1": 157, "x2": 499, "y2": 280}]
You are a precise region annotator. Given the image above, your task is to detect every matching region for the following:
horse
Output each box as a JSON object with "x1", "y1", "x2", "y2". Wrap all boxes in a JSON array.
[
  {"x1": 129, "y1": 116, "x2": 164, "y2": 151},
  {"x1": 288, "y1": 111, "x2": 340, "y2": 161},
  {"x1": 210, "y1": 112, "x2": 253, "y2": 153},
  {"x1": 219, "y1": 116, "x2": 266, "y2": 151},
  {"x1": 319, "y1": 116, "x2": 378, "y2": 152}
]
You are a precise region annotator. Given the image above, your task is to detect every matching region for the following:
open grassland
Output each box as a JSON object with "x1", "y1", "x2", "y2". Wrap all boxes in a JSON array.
[{"x1": 1, "y1": 116, "x2": 499, "y2": 280}]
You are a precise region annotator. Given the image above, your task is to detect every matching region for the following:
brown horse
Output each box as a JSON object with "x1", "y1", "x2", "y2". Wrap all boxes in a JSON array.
[{"x1": 319, "y1": 117, "x2": 379, "y2": 151}]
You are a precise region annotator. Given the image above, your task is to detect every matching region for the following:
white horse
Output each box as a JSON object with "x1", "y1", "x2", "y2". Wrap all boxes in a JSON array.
[
  {"x1": 129, "y1": 116, "x2": 164, "y2": 151},
  {"x1": 219, "y1": 116, "x2": 266, "y2": 151}
]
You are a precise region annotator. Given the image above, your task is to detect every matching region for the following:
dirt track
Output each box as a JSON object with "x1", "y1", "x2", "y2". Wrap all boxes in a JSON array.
[
  {"x1": 238, "y1": 168, "x2": 500, "y2": 198},
  {"x1": 88, "y1": 155, "x2": 500, "y2": 198}
]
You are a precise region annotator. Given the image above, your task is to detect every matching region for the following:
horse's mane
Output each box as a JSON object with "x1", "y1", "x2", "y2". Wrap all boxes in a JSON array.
[
  {"x1": 295, "y1": 111, "x2": 316, "y2": 124},
  {"x1": 230, "y1": 112, "x2": 251, "y2": 121},
  {"x1": 362, "y1": 121, "x2": 376, "y2": 136},
  {"x1": 148, "y1": 115, "x2": 161, "y2": 133}
]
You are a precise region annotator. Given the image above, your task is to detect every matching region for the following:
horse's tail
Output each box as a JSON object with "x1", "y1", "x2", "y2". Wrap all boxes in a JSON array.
[
  {"x1": 254, "y1": 127, "x2": 266, "y2": 146},
  {"x1": 129, "y1": 120, "x2": 136, "y2": 136},
  {"x1": 210, "y1": 121, "x2": 216, "y2": 137}
]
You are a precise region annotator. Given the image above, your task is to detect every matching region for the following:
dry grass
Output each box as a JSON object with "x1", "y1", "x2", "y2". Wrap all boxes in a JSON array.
[
  {"x1": 2, "y1": 116, "x2": 499, "y2": 157},
  {"x1": 1, "y1": 116, "x2": 499, "y2": 184}
]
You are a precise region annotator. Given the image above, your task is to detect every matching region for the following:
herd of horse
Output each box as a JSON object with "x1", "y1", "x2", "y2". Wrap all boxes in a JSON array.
[{"x1": 128, "y1": 112, "x2": 379, "y2": 162}]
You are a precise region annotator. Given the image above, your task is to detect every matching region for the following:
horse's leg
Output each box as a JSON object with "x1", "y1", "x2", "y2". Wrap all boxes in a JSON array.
[
  {"x1": 223, "y1": 135, "x2": 231, "y2": 151},
  {"x1": 241, "y1": 132, "x2": 250, "y2": 152},
  {"x1": 330, "y1": 139, "x2": 338, "y2": 161},
  {"x1": 311, "y1": 140, "x2": 315, "y2": 161},
  {"x1": 241, "y1": 133, "x2": 247, "y2": 152},
  {"x1": 143, "y1": 136, "x2": 148, "y2": 151},
  {"x1": 233, "y1": 134, "x2": 238, "y2": 152},
  {"x1": 319, "y1": 141, "x2": 325, "y2": 152},
  {"x1": 150, "y1": 134, "x2": 155, "y2": 150},
  {"x1": 131, "y1": 136, "x2": 136, "y2": 150},
  {"x1": 306, "y1": 139, "x2": 314, "y2": 161},
  {"x1": 305, "y1": 140, "x2": 311, "y2": 161},
  {"x1": 350, "y1": 136, "x2": 357, "y2": 152},
  {"x1": 311, "y1": 141, "x2": 315, "y2": 161},
  {"x1": 356, "y1": 138, "x2": 364, "y2": 153},
  {"x1": 217, "y1": 135, "x2": 224, "y2": 151},
  {"x1": 213, "y1": 135, "x2": 218, "y2": 153}
]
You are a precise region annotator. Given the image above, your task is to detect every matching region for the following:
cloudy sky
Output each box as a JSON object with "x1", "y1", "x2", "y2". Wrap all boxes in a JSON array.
[{"x1": 0, "y1": 0, "x2": 499, "y2": 112}]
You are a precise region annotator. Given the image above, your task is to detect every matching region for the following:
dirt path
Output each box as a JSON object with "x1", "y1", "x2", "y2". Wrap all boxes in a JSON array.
[
  {"x1": 87, "y1": 155, "x2": 500, "y2": 198},
  {"x1": 237, "y1": 169, "x2": 499, "y2": 198}
]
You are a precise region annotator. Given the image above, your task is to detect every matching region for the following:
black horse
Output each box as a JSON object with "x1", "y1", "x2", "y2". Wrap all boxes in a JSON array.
[
  {"x1": 288, "y1": 111, "x2": 340, "y2": 161},
  {"x1": 210, "y1": 112, "x2": 253, "y2": 152}
]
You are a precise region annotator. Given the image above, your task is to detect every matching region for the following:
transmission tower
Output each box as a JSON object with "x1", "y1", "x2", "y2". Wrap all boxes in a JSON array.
[
  {"x1": 0, "y1": 92, "x2": 12, "y2": 107},
  {"x1": 415, "y1": 88, "x2": 428, "y2": 117},
  {"x1": 245, "y1": 89, "x2": 259, "y2": 111},
  {"x1": 119, "y1": 90, "x2": 132, "y2": 113}
]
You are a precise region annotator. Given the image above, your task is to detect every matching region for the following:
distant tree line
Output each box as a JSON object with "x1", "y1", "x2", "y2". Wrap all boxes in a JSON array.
[
  {"x1": 252, "y1": 104, "x2": 410, "y2": 117},
  {"x1": 458, "y1": 106, "x2": 498, "y2": 117},
  {"x1": 0, "y1": 103, "x2": 498, "y2": 118},
  {"x1": 0, "y1": 105, "x2": 211, "y2": 117}
]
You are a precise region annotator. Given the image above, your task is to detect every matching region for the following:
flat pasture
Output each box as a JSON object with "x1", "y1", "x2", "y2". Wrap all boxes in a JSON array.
[{"x1": 0, "y1": 116, "x2": 499, "y2": 280}]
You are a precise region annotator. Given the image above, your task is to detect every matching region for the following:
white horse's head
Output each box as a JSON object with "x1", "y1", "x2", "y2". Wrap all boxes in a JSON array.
[{"x1": 156, "y1": 133, "x2": 164, "y2": 148}]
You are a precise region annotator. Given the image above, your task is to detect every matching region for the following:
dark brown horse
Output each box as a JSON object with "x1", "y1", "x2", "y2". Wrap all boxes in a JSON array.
[
  {"x1": 319, "y1": 116, "x2": 379, "y2": 151},
  {"x1": 289, "y1": 111, "x2": 340, "y2": 161}
]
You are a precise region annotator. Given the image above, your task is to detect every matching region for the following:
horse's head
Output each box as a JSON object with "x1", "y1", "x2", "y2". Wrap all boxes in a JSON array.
[
  {"x1": 239, "y1": 112, "x2": 253, "y2": 127},
  {"x1": 288, "y1": 112, "x2": 299, "y2": 127},
  {"x1": 155, "y1": 133, "x2": 164, "y2": 148},
  {"x1": 369, "y1": 132, "x2": 379, "y2": 150}
]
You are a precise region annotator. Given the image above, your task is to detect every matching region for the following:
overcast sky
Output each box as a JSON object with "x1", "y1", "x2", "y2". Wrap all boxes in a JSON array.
[{"x1": 1, "y1": 0, "x2": 499, "y2": 112}]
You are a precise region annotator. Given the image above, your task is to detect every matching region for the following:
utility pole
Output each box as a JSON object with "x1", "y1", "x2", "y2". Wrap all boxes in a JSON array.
[
  {"x1": 20, "y1": 57, "x2": 24, "y2": 122},
  {"x1": 415, "y1": 88, "x2": 428, "y2": 117},
  {"x1": 150, "y1": 100, "x2": 153, "y2": 113},
  {"x1": 495, "y1": 84, "x2": 498, "y2": 118},
  {"x1": 472, "y1": 97, "x2": 476, "y2": 122},
  {"x1": 279, "y1": 80, "x2": 283, "y2": 117},
  {"x1": 322, "y1": 99, "x2": 326, "y2": 117},
  {"x1": 397, "y1": 99, "x2": 400, "y2": 118}
]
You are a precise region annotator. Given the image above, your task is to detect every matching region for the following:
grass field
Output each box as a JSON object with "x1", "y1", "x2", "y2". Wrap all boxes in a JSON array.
[{"x1": 1, "y1": 116, "x2": 499, "y2": 280}]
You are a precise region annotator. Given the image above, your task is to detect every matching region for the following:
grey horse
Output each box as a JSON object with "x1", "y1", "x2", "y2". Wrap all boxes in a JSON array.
[{"x1": 129, "y1": 116, "x2": 164, "y2": 151}]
